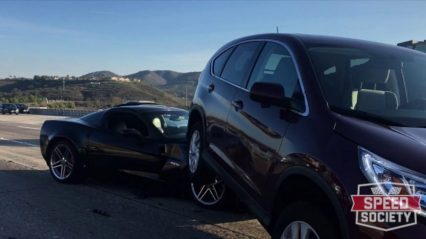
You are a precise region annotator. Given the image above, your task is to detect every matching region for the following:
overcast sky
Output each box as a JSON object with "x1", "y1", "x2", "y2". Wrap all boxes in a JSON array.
[{"x1": 1, "y1": 0, "x2": 425, "y2": 78}]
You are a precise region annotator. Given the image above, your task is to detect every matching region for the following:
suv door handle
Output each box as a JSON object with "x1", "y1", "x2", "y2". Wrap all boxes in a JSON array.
[
  {"x1": 208, "y1": 84, "x2": 215, "y2": 93},
  {"x1": 231, "y1": 100, "x2": 243, "y2": 111}
]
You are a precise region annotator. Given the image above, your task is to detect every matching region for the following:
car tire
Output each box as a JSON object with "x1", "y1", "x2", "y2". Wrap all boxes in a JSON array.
[
  {"x1": 272, "y1": 202, "x2": 339, "y2": 239},
  {"x1": 48, "y1": 140, "x2": 86, "y2": 183},
  {"x1": 187, "y1": 121, "x2": 229, "y2": 209}
]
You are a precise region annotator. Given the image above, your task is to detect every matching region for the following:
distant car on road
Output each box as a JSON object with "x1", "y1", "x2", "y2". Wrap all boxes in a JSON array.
[
  {"x1": 1, "y1": 104, "x2": 19, "y2": 115},
  {"x1": 15, "y1": 103, "x2": 29, "y2": 113},
  {"x1": 40, "y1": 104, "x2": 189, "y2": 183}
]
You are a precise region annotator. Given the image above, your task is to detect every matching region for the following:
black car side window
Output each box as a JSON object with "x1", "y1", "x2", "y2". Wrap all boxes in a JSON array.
[
  {"x1": 106, "y1": 112, "x2": 148, "y2": 137},
  {"x1": 247, "y1": 42, "x2": 305, "y2": 111},
  {"x1": 212, "y1": 47, "x2": 234, "y2": 76},
  {"x1": 221, "y1": 42, "x2": 262, "y2": 86}
]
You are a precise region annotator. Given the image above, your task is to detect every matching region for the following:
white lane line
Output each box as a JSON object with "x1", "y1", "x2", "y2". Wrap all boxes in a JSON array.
[
  {"x1": 17, "y1": 126, "x2": 40, "y2": 130},
  {"x1": 0, "y1": 137, "x2": 38, "y2": 147}
]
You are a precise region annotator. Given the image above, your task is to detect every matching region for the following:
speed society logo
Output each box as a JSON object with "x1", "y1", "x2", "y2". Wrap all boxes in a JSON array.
[{"x1": 351, "y1": 183, "x2": 421, "y2": 231}]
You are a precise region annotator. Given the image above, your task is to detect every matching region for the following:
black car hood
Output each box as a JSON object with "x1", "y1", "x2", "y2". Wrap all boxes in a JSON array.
[{"x1": 332, "y1": 112, "x2": 426, "y2": 174}]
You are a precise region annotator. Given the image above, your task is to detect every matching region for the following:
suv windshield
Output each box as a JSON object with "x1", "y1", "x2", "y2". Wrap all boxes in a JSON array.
[{"x1": 308, "y1": 44, "x2": 426, "y2": 127}]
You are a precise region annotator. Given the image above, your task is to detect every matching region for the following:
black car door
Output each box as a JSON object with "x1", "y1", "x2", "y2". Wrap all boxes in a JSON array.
[
  {"x1": 87, "y1": 109, "x2": 165, "y2": 172},
  {"x1": 206, "y1": 42, "x2": 264, "y2": 170},
  {"x1": 225, "y1": 42, "x2": 307, "y2": 198}
]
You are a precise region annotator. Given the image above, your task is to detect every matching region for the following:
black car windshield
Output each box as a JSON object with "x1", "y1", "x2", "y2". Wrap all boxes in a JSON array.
[
  {"x1": 149, "y1": 111, "x2": 189, "y2": 138},
  {"x1": 308, "y1": 44, "x2": 426, "y2": 127}
]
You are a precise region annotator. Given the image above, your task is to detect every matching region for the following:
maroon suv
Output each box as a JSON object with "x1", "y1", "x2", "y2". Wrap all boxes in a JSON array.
[{"x1": 187, "y1": 34, "x2": 426, "y2": 239}]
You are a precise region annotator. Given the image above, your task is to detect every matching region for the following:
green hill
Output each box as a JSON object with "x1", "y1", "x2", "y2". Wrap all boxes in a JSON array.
[
  {"x1": 0, "y1": 79, "x2": 186, "y2": 108},
  {"x1": 80, "y1": 71, "x2": 119, "y2": 80},
  {"x1": 126, "y1": 70, "x2": 200, "y2": 99}
]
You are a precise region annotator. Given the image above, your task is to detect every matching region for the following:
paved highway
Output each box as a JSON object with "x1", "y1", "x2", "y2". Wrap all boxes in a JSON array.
[{"x1": 0, "y1": 114, "x2": 269, "y2": 239}]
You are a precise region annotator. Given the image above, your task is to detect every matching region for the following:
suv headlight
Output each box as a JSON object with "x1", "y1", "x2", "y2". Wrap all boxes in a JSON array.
[{"x1": 359, "y1": 147, "x2": 426, "y2": 216}]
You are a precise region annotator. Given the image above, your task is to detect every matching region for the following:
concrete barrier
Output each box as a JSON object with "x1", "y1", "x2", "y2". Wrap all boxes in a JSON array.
[{"x1": 28, "y1": 108, "x2": 95, "y2": 117}]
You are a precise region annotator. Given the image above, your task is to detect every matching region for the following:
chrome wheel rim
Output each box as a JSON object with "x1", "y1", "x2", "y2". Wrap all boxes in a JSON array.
[
  {"x1": 281, "y1": 221, "x2": 320, "y2": 239},
  {"x1": 188, "y1": 130, "x2": 200, "y2": 174},
  {"x1": 50, "y1": 144, "x2": 74, "y2": 180},
  {"x1": 191, "y1": 178, "x2": 225, "y2": 206}
]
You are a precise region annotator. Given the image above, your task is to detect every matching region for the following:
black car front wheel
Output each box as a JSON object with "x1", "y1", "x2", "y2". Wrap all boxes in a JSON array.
[
  {"x1": 188, "y1": 122, "x2": 229, "y2": 209},
  {"x1": 48, "y1": 141, "x2": 85, "y2": 183},
  {"x1": 272, "y1": 202, "x2": 339, "y2": 239}
]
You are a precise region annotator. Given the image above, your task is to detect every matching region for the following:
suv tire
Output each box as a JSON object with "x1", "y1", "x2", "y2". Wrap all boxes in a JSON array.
[{"x1": 272, "y1": 202, "x2": 339, "y2": 239}]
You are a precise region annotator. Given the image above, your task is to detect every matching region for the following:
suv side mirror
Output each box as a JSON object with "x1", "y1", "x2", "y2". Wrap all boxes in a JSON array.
[
  {"x1": 250, "y1": 82, "x2": 302, "y2": 111},
  {"x1": 250, "y1": 82, "x2": 286, "y2": 106}
]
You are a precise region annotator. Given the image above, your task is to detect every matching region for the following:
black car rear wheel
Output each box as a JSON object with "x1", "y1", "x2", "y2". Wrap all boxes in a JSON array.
[
  {"x1": 48, "y1": 141, "x2": 85, "y2": 183},
  {"x1": 188, "y1": 121, "x2": 228, "y2": 209}
]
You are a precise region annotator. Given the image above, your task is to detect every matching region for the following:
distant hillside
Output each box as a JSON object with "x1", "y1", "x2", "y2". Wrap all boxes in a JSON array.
[
  {"x1": 0, "y1": 79, "x2": 186, "y2": 108},
  {"x1": 126, "y1": 71, "x2": 167, "y2": 85},
  {"x1": 126, "y1": 70, "x2": 200, "y2": 99},
  {"x1": 0, "y1": 69, "x2": 201, "y2": 107},
  {"x1": 80, "y1": 71, "x2": 119, "y2": 80}
]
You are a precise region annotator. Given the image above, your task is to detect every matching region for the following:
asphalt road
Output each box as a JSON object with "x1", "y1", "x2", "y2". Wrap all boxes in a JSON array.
[{"x1": 0, "y1": 114, "x2": 269, "y2": 239}]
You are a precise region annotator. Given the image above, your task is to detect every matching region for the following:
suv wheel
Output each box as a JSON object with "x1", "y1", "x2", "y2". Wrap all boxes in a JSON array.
[
  {"x1": 273, "y1": 202, "x2": 339, "y2": 239},
  {"x1": 188, "y1": 121, "x2": 228, "y2": 208},
  {"x1": 48, "y1": 141, "x2": 85, "y2": 183}
]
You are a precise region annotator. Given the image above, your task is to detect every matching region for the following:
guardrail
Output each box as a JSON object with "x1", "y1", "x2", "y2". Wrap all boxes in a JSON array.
[{"x1": 28, "y1": 108, "x2": 95, "y2": 117}]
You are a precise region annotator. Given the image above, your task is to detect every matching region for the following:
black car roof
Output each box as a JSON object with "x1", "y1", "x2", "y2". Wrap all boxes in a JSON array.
[{"x1": 118, "y1": 104, "x2": 187, "y2": 113}]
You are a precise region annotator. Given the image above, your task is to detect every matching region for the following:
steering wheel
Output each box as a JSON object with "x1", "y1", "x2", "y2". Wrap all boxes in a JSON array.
[{"x1": 399, "y1": 98, "x2": 426, "y2": 110}]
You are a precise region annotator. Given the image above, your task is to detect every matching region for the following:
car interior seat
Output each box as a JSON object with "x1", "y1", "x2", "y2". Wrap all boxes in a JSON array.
[
  {"x1": 353, "y1": 67, "x2": 399, "y2": 111},
  {"x1": 113, "y1": 121, "x2": 127, "y2": 134},
  {"x1": 272, "y1": 57, "x2": 298, "y2": 98}
]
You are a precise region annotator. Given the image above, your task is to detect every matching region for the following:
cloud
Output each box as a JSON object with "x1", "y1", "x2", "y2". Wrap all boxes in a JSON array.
[
  {"x1": 0, "y1": 16, "x2": 81, "y2": 36},
  {"x1": 0, "y1": 34, "x2": 16, "y2": 39},
  {"x1": 135, "y1": 49, "x2": 215, "y2": 72}
]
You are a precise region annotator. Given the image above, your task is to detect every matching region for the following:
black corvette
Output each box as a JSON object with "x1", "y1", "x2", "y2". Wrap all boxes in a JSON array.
[{"x1": 40, "y1": 104, "x2": 189, "y2": 183}]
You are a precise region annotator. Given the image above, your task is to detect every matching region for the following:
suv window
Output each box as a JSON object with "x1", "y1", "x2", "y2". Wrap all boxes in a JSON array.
[
  {"x1": 212, "y1": 47, "x2": 234, "y2": 76},
  {"x1": 221, "y1": 42, "x2": 262, "y2": 86},
  {"x1": 247, "y1": 42, "x2": 305, "y2": 110}
]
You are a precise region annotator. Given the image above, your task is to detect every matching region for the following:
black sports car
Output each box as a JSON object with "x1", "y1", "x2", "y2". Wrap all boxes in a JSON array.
[{"x1": 40, "y1": 104, "x2": 189, "y2": 183}]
